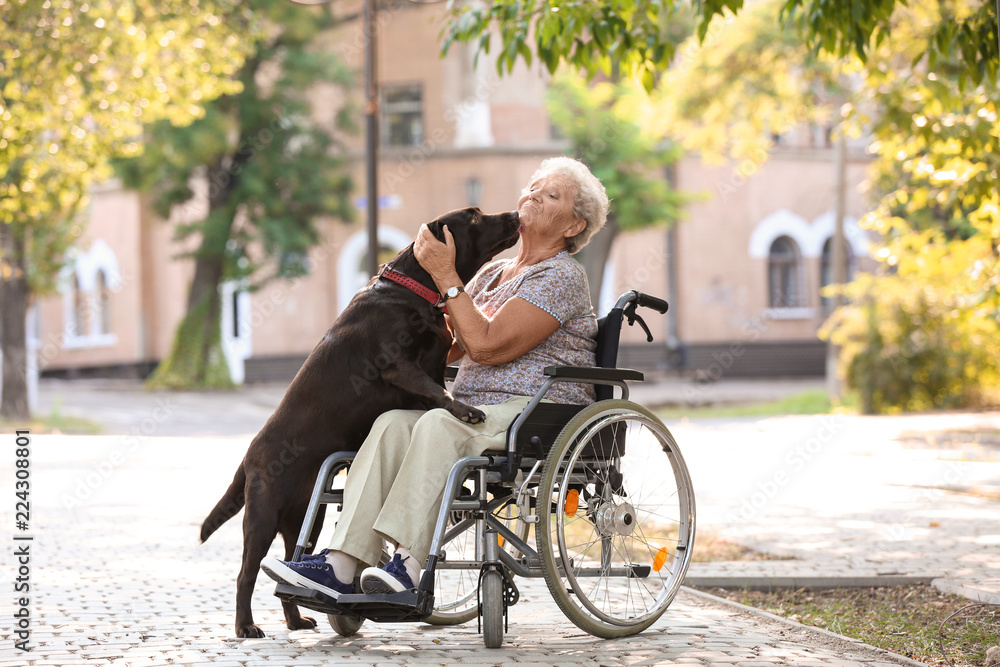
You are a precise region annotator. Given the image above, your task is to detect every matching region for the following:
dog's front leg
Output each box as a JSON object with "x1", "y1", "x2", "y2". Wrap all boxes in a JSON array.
[{"x1": 381, "y1": 361, "x2": 486, "y2": 423}]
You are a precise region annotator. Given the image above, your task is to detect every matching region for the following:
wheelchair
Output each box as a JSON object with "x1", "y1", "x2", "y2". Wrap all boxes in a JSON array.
[{"x1": 274, "y1": 290, "x2": 696, "y2": 648}]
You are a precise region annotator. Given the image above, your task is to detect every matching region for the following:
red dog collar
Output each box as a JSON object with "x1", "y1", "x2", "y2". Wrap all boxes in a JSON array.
[{"x1": 378, "y1": 265, "x2": 443, "y2": 307}]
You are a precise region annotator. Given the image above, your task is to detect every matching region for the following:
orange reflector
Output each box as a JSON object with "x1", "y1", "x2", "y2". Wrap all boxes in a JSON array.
[
  {"x1": 498, "y1": 535, "x2": 505, "y2": 548},
  {"x1": 653, "y1": 547, "x2": 669, "y2": 572},
  {"x1": 565, "y1": 489, "x2": 579, "y2": 517}
]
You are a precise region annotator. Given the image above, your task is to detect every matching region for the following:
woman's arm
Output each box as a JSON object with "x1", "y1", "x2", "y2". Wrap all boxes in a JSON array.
[
  {"x1": 447, "y1": 340, "x2": 465, "y2": 364},
  {"x1": 444, "y1": 315, "x2": 465, "y2": 364},
  {"x1": 415, "y1": 225, "x2": 559, "y2": 365},
  {"x1": 446, "y1": 290, "x2": 559, "y2": 365}
]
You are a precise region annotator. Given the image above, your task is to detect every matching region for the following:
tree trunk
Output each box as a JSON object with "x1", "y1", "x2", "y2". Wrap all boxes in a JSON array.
[
  {"x1": 0, "y1": 223, "x2": 30, "y2": 420},
  {"x1": 576, "y1": 212, "x2": 620, "y2": 313},
  {"x1": 146, "y1": 164, "x2": 236, "y2": 389}
]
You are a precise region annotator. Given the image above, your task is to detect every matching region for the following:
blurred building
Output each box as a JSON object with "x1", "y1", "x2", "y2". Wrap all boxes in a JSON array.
[{"x1": 34, "y1": 2, "x2": 876, "y2": 385}]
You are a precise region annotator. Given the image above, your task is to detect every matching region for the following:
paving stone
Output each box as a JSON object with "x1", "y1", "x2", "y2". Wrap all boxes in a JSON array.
[{"x1": 15, "y1": 407, "x2": 999, "y2": 665}]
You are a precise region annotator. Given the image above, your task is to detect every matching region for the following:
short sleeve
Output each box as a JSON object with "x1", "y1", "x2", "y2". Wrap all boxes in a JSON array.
[{"x1": 514, "y1": 260, "x2": 591, "y2": 325}]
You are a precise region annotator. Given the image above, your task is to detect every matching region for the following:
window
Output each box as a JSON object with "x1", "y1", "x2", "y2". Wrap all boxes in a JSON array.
[
  {"x1": 768, "y1": 236, "x2": 801, "y2": 308},
  {"x1": 72, "y1": 275, "x2": 89, "y2": 337},
  {"x1": 63, "y1": 239, "x2": 120, "y2": 348},
  {"x1": 95, "y1": 269, "x2": 112, "y2": 335},
  {"x1": 820, "y1": 237, "x2": 854, "y2": 309},
  {"x1": 382, "y1": 84, "x2": 423, "y2": 147},
  {"x1": 812, "y1": 123, "x2": 833, "y2": 149}
]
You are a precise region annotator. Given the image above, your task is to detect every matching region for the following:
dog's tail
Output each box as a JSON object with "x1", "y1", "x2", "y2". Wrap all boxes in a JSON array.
[{"x1": 200, "y1": 463, "x2": 247, "y2": 543}]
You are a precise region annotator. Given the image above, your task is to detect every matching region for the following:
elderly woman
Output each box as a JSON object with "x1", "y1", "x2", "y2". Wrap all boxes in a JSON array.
[{"x1": 262, "y1": 156, "x2": 608, "y2": 597}]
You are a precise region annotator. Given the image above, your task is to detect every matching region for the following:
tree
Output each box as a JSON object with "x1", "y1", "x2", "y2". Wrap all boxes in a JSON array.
[
  {"x1": 820, "y1": 219, "x2": 1000, "y2": 413},
  {"x1": 819, "y1": 0, "x2": 1000, "y2": 412},
  {"x1": 0, "y1": 0, "x2": 255, "y2": 419},
  {"x1": 853, "y1": 1, "x2": 999, "y2": 239},
  {"x1": 654, "y1": 0, "x2": 856, "y2": 401},
  {"x1": 441, "y1": 0, "x2": 997, "y2": 91},
  {"x1": 657, "y1": 0, "x2": 851, "y2": 166},
  {"x1": 545, "y1": 72, "x2": 688, "y2": 307},
  {"x1": 648, "y1": 0, "x2": 1000, "y2": 411},
  {"x1": 114, "y1": 1, "x2": 355, "y2": 389}
]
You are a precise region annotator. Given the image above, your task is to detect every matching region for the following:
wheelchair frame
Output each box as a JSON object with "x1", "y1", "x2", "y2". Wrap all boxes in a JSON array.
[{"x1": 274, "y1": 291, "x2": 696, "y2": 647}]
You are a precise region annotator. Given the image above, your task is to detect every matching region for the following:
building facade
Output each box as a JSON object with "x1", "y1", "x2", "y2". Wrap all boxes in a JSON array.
[{"x1": 32, "y1": 2, "x2": 876, "y2": 385}]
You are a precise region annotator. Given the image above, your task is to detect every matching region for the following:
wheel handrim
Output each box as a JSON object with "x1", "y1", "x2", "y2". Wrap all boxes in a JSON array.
[{"x1": 551, "y1": 410, "x2": 694, "y2": 627}]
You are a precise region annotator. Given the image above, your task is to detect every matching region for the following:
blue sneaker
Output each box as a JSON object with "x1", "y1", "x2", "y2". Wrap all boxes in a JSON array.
[
  {"x1": 360, "y1": 554, "x2": 417, "y2": 594},
  {"x1": 299, "y1": 549, "x2": 330, "y2": 562},
  {"x1": 261, "y1": 555, "x2": 353, "y2": 599}
]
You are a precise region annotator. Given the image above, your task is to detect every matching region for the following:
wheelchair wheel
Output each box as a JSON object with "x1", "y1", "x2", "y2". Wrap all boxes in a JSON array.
[
  {"x1": 537, "y1": 400, "x2": 695, "y2": 638},
  {"x1": 425, "y1": 500, "x2": 526, "y2": 625},
  {"x1": 327, "y1": 613, "x2": 363, "y2": 637},
  {"x1": 480, "y1": 569, "x2": 504, "y2": 648},
  {"x1": 425, "y1": 509, "x2": 480, "y2": 625}
]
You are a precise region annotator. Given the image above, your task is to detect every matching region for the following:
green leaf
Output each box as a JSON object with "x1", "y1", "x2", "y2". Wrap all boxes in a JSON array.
[{"x1": 641, "y1": 65, "x2": 655, "y2": 93}]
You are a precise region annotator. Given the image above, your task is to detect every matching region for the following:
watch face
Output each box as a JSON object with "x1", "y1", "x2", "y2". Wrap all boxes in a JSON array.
[{"x1": 448, "y1": 286, "x2": 461, "y2": 298}]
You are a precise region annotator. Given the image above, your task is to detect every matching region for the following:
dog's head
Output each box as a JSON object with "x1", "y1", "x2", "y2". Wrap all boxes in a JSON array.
[{"x1": 427, "y1": 207, "x2": 520, "y2": 284}]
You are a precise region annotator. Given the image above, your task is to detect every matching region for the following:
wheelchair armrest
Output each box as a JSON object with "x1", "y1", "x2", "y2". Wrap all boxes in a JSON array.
[
  {"x1": 543, "y1": 365, "x2": 644, "y2": 383},
  {"x1": 444, "y1": 365, "x2": 459, "y2": 381}
]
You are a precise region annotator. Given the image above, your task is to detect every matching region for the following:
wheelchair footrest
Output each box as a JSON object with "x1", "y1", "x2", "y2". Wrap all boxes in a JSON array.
[
  {"x1": 275, "y1": 583, "x2": 434, "y2": 623},
  {"x1": 335, "y1": 589, "x2": 434, "y2": 623},
  {"x1": 274, "y1": 583, "x2": 360, "y2": 619}
]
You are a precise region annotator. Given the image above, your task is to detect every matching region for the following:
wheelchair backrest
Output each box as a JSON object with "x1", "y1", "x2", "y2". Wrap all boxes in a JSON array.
[
  {"x1": 506, "y1": 291, "x2": 667, "y2": 465},
  {"x1": 594, "y1": 308, "x2": 624, "y2": 401}
]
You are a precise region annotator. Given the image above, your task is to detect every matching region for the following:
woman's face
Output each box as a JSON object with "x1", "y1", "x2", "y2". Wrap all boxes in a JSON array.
[{"x1": 517, "y1": 174, "x2": 581, "y2": 241}]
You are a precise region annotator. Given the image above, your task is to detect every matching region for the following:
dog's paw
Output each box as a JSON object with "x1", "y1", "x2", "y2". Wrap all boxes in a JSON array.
[
  {"x1": 236, "y1": 623, "x2": 266, "y2": 639},
  {"x1": 287, "y1": 615, "x2": 317, "y2": 631},
  {"x1": 452, "y1": 403, "x2": 486, "y2": 424}
]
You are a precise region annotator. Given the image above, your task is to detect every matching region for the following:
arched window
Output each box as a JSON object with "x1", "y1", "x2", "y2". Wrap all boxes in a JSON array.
[
  {"x1": 357, "y1": 244, "x2": 402, "y2": 277},
  {"x1": 63, "y1": 239, "x2": 121, "y2": 348},
  {"x1": 768, "y1": 236, "x2": 801, "y2": 308},
  {"x1": 337, "y1": 227, "x2": 413, "y2": 313},
  {"x1": 820, "y1": 237, "x2": 855, "y2": 309}
]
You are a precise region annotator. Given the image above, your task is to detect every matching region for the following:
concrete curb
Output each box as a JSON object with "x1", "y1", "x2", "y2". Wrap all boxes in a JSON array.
[
  {"x1": 932, "y1": 578, "x2": 1000, "y2": 605},
  {"x1": 681, "y1": 586, "x2": 928, "y2": 667},
  {"x1": 684, "y1": 574, "x2": 940, "y2": 591}
]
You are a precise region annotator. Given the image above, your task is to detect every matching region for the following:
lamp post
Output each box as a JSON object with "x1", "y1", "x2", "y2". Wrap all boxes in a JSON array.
[
  {"x1": 286, "y1": 0, "x2": 379, "y2": 277},
  {"x1": 361, "y1": 0, "x2": 379, "y2": 277},
  {"x1": 287, "y1": 0, "x2": 442, "y2": 278}
]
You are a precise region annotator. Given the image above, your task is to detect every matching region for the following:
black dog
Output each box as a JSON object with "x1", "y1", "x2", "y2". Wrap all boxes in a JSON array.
[{"x1": 199, "y1": 207, "x2": 520, "y2": 638}]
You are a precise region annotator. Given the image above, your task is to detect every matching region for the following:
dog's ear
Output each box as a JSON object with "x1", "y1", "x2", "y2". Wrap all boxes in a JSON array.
[{"x1": 426, "y1": 220, "x2": 446, "y2": 242}]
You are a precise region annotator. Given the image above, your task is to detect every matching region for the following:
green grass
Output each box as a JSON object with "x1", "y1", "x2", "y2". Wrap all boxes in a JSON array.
[
  {"x1": 655, "y1": 389, "x2": 847, "y2": 420},
  {"x1": 0, "y1": 398, "x2": 102, "y2": 434},
  {"x1": 703, "y1": 585, "x2": 999, "y2": 665}
]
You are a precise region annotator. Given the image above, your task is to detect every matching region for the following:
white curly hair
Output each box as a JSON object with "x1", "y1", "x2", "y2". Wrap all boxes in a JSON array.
[{"x1": 524, "y1": 157, "x2": 610, "y2": 254}]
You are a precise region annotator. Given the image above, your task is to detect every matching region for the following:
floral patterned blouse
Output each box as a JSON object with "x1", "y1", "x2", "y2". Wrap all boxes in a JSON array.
[{"x1": 452, "y1": 251, "x2": 598, "y2": 406}]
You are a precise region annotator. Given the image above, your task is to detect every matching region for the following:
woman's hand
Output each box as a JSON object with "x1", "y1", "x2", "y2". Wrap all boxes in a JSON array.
[{"x1": 414, "y1": 224, "x2": 461, "y2": 293}]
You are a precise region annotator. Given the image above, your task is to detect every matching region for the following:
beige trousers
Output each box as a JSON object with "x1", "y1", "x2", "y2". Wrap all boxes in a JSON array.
[{"x1": 328, "y1": 396, "x2": 532, "y2": 566}]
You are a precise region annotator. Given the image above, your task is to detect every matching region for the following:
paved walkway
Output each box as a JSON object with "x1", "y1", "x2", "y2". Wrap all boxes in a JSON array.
[
  {"x1": 679, "y1": 411, "x2": 1000, "y2": 604},
  {"x1": 2, "y1": 378, "x2": 997, "y2": 665}
]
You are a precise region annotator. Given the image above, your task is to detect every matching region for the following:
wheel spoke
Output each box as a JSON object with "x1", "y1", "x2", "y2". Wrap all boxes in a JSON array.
[{"x1": 539, "y1": 402, "x2": 695, "y2": 635}]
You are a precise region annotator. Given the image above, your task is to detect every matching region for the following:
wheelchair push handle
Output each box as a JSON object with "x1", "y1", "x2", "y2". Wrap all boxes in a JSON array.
[
  {"x1": 610, "y1": 291, "x2": 669, "y2": 343},
  {"x1": 614, "y1": 290, "x2": 669, "y2": 314},
  {"x1": 635, "y1": 292, "x2": 669, "y2": 314}
]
